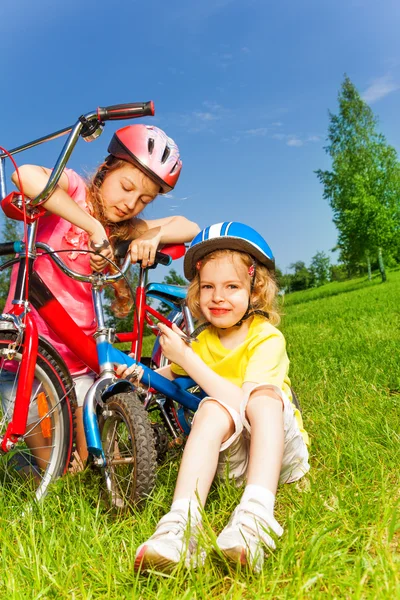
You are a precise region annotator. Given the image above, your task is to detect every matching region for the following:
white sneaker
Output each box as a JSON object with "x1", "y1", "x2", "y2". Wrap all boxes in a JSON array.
[
  {"x1": 216, "y1": 498, "x2": 283, "y2": 572},
  {"x1": 134, "y1": 509, "x2": 204, "y2": 572}
]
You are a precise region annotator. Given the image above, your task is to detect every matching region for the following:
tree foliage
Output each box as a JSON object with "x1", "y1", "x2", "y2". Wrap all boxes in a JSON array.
[
  {"x1": 316, "y1": 75, "x2": 400, "y2": 282},
  {"x1": 310, "y1": 251, "x2": 331, "y2": 286},
  {"x1": 157, "y1": 268, "x2": 187, "y2": 317}
]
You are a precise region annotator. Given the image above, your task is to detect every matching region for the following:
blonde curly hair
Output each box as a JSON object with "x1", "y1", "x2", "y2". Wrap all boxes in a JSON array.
[
  {"x1": 86, "y1": 158, "x2": 152, "y2": 318},
  {"x1": 186, "y1": 249, "x2": 280, "y2": 326}
]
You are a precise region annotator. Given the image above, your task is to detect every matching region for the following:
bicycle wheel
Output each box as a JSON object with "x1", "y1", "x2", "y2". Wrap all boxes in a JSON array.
[
  {"x1": 0, "y1": 329, "x2": 76, "y2": 502},
  {"x1": 99, "y1": 392, "x2": 157, "y2": 511}
]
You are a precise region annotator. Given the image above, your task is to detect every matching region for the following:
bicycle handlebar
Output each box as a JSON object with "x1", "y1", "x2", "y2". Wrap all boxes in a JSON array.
[
  {"x1": 0, "y1": 240, "x2": 172, "y2": 284},
  {"x1": 1, "y1": 101, "x2": 155, "y2": 207},
  {"x1": 97, "y1": 102, "x2": 155, "y2": 121},
  {"x1": 114, "y1": 240, "x2": 172, "y2": 266}
]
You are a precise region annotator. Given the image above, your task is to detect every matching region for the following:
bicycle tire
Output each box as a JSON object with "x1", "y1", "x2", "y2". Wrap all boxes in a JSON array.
[
  {"x1": 0, "y1": 329, "x2": 77, "y2": 502},
  {"x1": 99, "y1": 392, "x2": 157, "y2": 511}
]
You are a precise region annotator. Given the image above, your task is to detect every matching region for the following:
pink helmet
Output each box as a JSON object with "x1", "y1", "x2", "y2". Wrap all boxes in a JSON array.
[{"x1": 107, "y1": 124, "x2": 182, "y2": 193}]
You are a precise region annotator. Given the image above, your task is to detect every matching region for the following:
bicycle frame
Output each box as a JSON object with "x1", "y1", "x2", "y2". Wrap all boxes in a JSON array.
[
  {"x1": 0, "y1": 229, "x2": 199, "y2": 454},
  {"x1": 0, "y1": 103, "x2": 200, "y2": 458}
]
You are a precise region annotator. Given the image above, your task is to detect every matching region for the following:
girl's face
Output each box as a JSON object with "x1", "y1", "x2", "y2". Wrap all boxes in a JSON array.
[
  {"x1": 199, "y1": 255, "x2": 251, "y2": 329},
  {"x1": 100, "y1": 163, "x2": 160, "y2": 223}
]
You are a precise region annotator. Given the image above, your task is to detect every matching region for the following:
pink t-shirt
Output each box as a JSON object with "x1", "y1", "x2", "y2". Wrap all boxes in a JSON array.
[{"x1": 5, "y1": 168, "x2": 96, "y2": 375}]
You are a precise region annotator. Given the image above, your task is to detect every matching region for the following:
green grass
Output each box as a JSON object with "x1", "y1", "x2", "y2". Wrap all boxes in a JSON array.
[
  {"x1": 1, "y1": 273, "x2": 399, "y2": 598},
  {"x1": 116, "y1": 334, "x2": 154, "y2": 358}
]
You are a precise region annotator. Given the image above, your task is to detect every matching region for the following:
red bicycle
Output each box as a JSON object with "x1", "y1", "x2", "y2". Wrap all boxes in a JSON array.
[{"x1": 0, "y1": 103, "x2": 195, "y2": 506}]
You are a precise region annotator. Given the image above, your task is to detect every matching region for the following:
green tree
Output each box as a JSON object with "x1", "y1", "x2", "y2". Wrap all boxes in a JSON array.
[
  {"x1": 310, "y1": 251, "x2": 331, "y2": 286},
  {"x1": 316, "y1": 75, "x2": 400, "y2": 282},
  {"x1": 158, "y1": 268, "x2": 187, "y2": 317},
  {"x1": 0, "y1": 217, "x2": 22, "y2": 312},
  {"x1": 288, "y1": 261, "x2": 313, "y2": 291},
  {"x1": 162, "y1": 268, "x2": 186, "y2": 287}
]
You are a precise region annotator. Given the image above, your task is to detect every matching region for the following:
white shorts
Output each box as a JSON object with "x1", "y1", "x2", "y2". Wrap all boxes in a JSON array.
[
  {"x1": 0, "y1": 371, "x2": 95, "y2": 424},
  {"x1": 193, "y1": 383, "x2": 310, "y2": 485},
  {"x1": 73, "y1": 373, "x2": 96, "y2": 407}
]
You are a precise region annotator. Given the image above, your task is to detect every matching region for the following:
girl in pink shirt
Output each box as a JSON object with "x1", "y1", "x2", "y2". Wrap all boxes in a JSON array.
[{"x1": 6, "y1": 125, "x2": 200, "y2": 463}]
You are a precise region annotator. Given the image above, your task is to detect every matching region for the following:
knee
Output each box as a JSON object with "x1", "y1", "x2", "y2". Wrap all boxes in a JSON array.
[
  {"x1": 193, "y1": 400, "x2": 236, "y2": 440},
  {"x1": 245, "y1": 386, "x2": 283, "y2": 421}
]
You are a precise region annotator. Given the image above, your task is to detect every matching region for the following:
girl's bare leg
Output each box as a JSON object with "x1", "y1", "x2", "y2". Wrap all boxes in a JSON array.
[
  {"x1": 246, "y1": 388, "x2": 284, "y2": 494},
  {"x1": 173, "y1": 400, "x2": 235, "y2": 506},
  {"x1": 134, "y1": 400, "x2": 236, "y2": 571},
  {"x1": 216, "y1": 388, "x2": 285, "y2": 571}
]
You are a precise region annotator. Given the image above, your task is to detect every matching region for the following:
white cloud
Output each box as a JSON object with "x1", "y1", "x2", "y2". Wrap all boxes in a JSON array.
[
  {"x1": 362, "y1": 74, "x2": 400, "y2": 104},
  {"x1": 271, "y1": 132, "x2": 321, "y2": 147},
  {"x1": 245, "y1": 127, "x2": 268, "y2": 137},
  {"x1": 221, "y1": 135, "x2": 240, "y2": 143},
  {"x1": 194, "y1": 111, "x2": 218, "y2": 122},
  {"x1": 287, "y1": 137, "x2": 303, "y2": 147},
  {"x1": 185, "y1": 100, "x2": 229, "y2": 132},
  {"x1": 241, "y1": 46, "x2": 250, "y2": 54}
]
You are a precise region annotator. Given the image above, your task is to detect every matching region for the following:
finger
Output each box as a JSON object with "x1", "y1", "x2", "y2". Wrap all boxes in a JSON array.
[
  {"x1": 137, "y1": 243, "x2": 144, "y2": 263},
  {"x1": 115, "y1": 364, "x2": 128, "y2": 377},
  {"x1": 148, "y1": 244, "x2": 156, "y2": 267},
  {"x1": 129, "y1": 243, "x2": 139, "y2": 264},
  {"x1": 141, "y1": 244, "x2": 150, "y2": 268},
  {"x1": 158, "y1": 323, "x2": 172, "y2": 338},
  {"x1": 91, "y1": 260, "x2": 104, "y2": 273},
  {"x1": 171, "y1": 323, "x2": 183, "y2": 336},
  {"x1": 135, "y1": 367, "x2": 144, "y2": 383}
]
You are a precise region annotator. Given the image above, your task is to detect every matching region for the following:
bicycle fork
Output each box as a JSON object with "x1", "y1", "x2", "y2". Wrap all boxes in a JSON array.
[{"x1": 0, "y1": 308, "x2": 39, "y2": 452}]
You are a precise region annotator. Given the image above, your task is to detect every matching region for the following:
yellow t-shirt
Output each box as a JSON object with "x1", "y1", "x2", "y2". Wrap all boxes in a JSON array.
[{"x1": 171, "y1": 315, "x2": 309, "y2": 445}]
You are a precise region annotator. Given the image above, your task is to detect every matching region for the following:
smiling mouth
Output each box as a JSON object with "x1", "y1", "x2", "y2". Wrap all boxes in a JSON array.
[{"x1": 209, "y1": 308, "x2": 230, "y2": 315}]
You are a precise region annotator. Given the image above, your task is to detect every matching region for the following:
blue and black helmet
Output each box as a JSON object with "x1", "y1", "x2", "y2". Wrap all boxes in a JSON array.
[{"x1": 184, "y1": 222, "x2": 275, "y2": 280}]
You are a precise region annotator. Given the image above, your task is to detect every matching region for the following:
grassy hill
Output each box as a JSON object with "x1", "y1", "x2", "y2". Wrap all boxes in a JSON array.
[{"x1": 0, "y1": 273, "x2": 399, "y2": 598}]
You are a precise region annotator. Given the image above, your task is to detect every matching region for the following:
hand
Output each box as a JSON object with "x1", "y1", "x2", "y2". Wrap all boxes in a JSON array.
[
  {"x1": 129, "y1": 227, "x2": 162, "y2": 268},
  {"x1": 89, "y1": 226, "x2": 114, "y2": 272},
  {"x1": 115, "y1": 354, "x2": 144, "y2": 383},
  {"x1": 158, "y1": 322, "x2": 192, "y2": 366}
]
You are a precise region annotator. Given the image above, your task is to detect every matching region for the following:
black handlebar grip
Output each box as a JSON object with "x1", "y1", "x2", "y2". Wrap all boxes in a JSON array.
[
  {"x1": 97, "y1": 102, "x2": 155, "y2": 122},
  {"x1": 114, "y1": 240, "x2": 172, "y2": 266},
  {"x1": 0, "y1": 242, "x2": 21, "y2": 256},
  {"x1": 154, "y1": 252, "x2": 172, "y2": 266}
]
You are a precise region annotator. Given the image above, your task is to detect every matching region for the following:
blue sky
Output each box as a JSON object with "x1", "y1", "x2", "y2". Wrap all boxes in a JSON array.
[{"x1": 1, "y1": 0, "x2": 400, "y2": 276}]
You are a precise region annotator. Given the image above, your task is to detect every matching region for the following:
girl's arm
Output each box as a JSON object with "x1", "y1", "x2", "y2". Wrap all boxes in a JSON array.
[
  {"x1": 132, "y1": 216, "x2": 200, "y2": 244},
  {"x1": 158, "y1": 323, "x2": 244, "y2": 409},
  {"x1": 128, "y1": 216, "x2": 200, "y2": 267},
  {"x1": 11, "y1": 165, "x2": 112, "y2": 269}
]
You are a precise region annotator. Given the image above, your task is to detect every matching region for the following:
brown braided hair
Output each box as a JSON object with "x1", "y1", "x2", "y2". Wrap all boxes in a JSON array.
[{"x1": 86, "y1": 158, "x2": 147, "y2": 318}]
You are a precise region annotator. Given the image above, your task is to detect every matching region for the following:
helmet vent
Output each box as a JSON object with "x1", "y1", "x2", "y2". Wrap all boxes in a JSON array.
[
  {"x1": 148, "y1": 138, "x2": 155, "y2": 154},
  {"x1": 170, "y1": 161, "x2": 179, "y2": 175},
  {"x1": 161, "y1": 146, "x2": 171, "y2": 164}
]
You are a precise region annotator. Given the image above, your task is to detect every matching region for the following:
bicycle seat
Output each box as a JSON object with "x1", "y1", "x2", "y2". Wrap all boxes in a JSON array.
[{"x1": 145, "y1": 283, "x2": 187, "y2": 309}]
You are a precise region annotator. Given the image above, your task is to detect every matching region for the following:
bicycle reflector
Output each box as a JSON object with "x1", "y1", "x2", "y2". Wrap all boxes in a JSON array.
[{"x1": 37, "y1": 392, "x2": 52, "y2": 439}]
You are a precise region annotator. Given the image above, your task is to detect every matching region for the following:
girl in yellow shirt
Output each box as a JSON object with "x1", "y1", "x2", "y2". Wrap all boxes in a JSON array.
[{"x1": 125, "y1": 222, "x2": 310, "y2": 573}]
